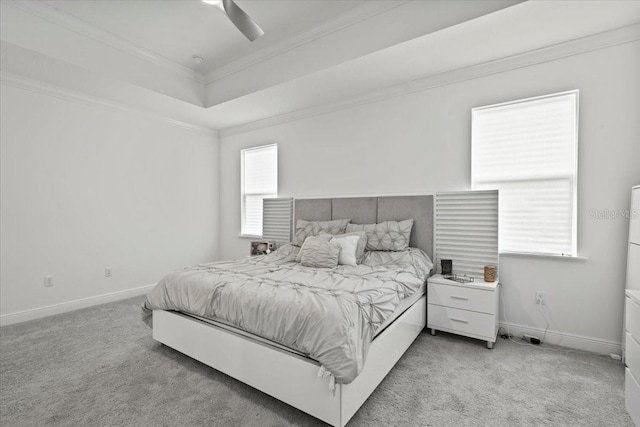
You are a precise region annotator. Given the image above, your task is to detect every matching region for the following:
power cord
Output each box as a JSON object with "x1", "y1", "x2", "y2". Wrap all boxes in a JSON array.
[
  {"x1": 500, "y1": 283, "x2": 553, "y2": 348},
  {"x1": 538, "y1": 302, "x2": 551, "y2": 343},
  {"x1": 498, "y1": 282, "x2": 619, "y2": 358}
]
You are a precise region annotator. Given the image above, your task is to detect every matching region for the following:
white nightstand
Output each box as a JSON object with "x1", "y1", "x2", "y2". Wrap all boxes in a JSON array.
[{"x1": 427, "y1": 274, "x2": 499, "y2": 349}]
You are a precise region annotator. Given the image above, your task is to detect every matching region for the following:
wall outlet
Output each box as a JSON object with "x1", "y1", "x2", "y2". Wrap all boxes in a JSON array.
[
  {"x1": 105, "y1": 267, "x2": 113, "y2": 278},
  {"x1": 535, "y1": 291, "x2": 545, "y2": 305},
  {"x1": 44, "y1": 276, "x2": 54, "y2": 287}
]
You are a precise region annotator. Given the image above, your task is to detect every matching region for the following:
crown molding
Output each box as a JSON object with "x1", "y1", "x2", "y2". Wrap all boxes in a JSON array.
[
  {"x1": 219, "y1": 23, "x2": 640, "y2": 138},
  {"x1": 4, "y1": 0, "x2": 206, "y2": 84},
  {"x1": 0, "y1": 72, "x2": 217, "y2": 136},
  {"x1": 203, "y1": 0, "x2": 409, "y2": 84}
]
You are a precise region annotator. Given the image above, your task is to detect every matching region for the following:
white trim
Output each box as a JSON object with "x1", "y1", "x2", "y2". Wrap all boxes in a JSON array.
[
  {"x1": 0, "y1": 284, "x2": 155, "y2": 327},
  {"x1": 500, "y1": 252, "x2": 588, "y2": 262},
  {"x1": 471, "y1": 89, "x2": 580, "y2": 111},
  {"x1": 0, "y1": 72, "x2": 217, "y2": 136},
  {"x1": 5, "y1": 0, "x2": 405, "y2": 86},
  {"x1": 5, "y1": 0, "x2": 205, "y2": 84},
  {"x1": 219, "y1": 23, "x2": 640, "y2": 137},
  {"x1": 500, "y1": 321, "x2": 622, "y2": 356},
  {"x1": 238, "y1": 234, "x2": 263, "y2": 239},
  {"x1": 203, "y1": 0, "x2": 408, "y2": 83}
]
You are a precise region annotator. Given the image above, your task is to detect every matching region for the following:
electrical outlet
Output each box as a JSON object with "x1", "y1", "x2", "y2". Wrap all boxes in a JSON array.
[
  {"x1": 535, "y1": 291, "x2": 545, "y2": 305},
  {"x1": 105, "y1": 267, "x2": 113, "y2": 278},
  {"x1": 44, "y1": 276, "x2": 54, "y2": 287}
]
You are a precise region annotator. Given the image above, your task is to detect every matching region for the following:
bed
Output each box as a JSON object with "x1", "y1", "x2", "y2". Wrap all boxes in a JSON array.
[{"x1": 144, "y1": 195, "x2": 434, "y2": 426}]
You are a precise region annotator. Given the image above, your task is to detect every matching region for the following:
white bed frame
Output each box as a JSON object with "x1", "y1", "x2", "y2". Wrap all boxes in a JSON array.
[
  {"x1": 152, "y1": 195, "x2": 433, "y2": 426},
  {"x1": 153, "y1": 297, "x2": 425, "y2": 426}
]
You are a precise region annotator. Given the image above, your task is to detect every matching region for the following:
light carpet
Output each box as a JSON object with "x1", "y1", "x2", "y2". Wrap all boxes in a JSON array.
[{"x1": 0, "y1": 296, "x2": 632, "y2": 426}]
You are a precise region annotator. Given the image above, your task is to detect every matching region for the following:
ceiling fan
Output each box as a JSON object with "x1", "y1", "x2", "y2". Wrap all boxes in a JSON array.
[{"x1": 202, "y1": 0, "x2": 264, "y2": 42}]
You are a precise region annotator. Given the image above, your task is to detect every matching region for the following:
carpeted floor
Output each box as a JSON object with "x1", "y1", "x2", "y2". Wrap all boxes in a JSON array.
[{"x1": 0, "y1": 296, "x2": 633, "y2": 426}]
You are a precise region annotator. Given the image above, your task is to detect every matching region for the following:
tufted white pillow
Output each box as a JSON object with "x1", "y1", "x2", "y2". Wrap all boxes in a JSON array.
[
  {"x1": 298, "y1": 238, "x2": 340, "y2": 268},
  {"x1": 296, "y1": 234, "x2": 332, "y2": 263},
  {"x1": 346, "y1": 219, "x2": 414, "y2": 251},
  {"x1": 292, "y1": 219, "x2": 351, "y2": 247}
]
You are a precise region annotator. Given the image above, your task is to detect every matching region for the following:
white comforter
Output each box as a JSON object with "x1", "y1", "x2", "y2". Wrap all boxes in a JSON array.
[{"x1": 142, "y1": 245, "x2": 432, "y2": 384}]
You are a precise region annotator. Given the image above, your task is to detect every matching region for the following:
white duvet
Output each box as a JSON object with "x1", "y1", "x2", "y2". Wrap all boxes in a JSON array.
[{"x1": 142, "y1": 245, "x2": 432, "y2": 384}]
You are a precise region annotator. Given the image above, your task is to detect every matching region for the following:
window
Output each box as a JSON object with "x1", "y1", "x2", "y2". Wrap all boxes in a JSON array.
[
  {"x1": 472, "y1": 91, "x2": 578, "y2": 256},
  {"x1": 241, "y1": 144, "x2": 277, "y2": 236}
]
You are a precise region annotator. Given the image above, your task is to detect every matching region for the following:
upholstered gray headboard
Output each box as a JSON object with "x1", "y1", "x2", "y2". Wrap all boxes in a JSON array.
[{"x1": 294, "y1": 195, "x2": 434, "y2": 261}]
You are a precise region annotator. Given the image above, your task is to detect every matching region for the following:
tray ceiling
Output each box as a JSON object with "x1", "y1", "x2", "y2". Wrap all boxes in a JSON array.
[
  {"x1": 43, "y1": 0, "x2": 366, "y2": 75},
  {"x1": 2, "y1": 0, "x2": 639, "y2": 133}
]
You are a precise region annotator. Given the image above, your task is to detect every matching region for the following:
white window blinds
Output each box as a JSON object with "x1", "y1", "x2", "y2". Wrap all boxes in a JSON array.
[
  {"x1": 241, "y1": 144, "x2": 277, "y2": 236},
  {"x1": 434, "y1": 190, "x2": 499, "y2": 279},
  {"x1": 472, "y1": 91, "x2": 578, "y2": 256},
  {"x1": 262, "y1": 197, "x2": 293, "y2": 244}
]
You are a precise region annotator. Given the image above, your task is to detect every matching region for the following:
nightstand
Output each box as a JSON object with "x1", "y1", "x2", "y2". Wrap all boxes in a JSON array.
[{"x1": 427, "y1": 274, "x2": 499, "y2": 349}]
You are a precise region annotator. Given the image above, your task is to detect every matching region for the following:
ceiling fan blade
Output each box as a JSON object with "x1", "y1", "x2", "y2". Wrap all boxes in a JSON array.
[{"x1": 221, "y1": 0, "x2": 264, "y2": 42}]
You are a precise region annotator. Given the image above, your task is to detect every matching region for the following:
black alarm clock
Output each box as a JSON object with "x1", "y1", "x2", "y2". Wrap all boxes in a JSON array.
[{"x1": 441, "y1": 259, "x2": 452, "y2": 275}]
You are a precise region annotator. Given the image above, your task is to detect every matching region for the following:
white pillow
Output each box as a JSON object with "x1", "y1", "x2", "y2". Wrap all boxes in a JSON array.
[
  {"x1": 299, "y1": 239, "x2": 340, "y2": 268},
  {"x1": 335, "y1": 231, "x2": 367, "y2": 264},
  {"x1": 346, "y1": 219, "x2": 414, "y2": 251},
  {"x1": 292, "y1": 218, "x2": 351, "y2": 246},
  {"x1": 296, "y1": 234, "x2": 333, "y2": 263},
  {"x1": 330, "y1": 235, "x2": 361, "y2": 266}
]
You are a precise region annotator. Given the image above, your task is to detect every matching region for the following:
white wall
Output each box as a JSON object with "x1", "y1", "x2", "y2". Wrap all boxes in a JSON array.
[
  {"x1": 219, "y1": 41, "x2": 640, "y2": 352},
  {"x1": 1, "y1": 2, "x2": 205, "y2": 107},
  {"x1": 0, "y1": 83, "x2": 219, "y2": 322}
]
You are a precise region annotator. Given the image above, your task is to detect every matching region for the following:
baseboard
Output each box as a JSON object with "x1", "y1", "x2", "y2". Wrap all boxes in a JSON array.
[
  {"x1": 499, "y1": 321, "x2": 622, "y2": 357},
  {"x1": 0, "y1": 284, "x2": 155, "y2": 327},
  {"x1": 1, "y1": 290, "x2": 624, "y2": 357}
]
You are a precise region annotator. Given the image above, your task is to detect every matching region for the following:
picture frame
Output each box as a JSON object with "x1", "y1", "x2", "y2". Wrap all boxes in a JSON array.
[{"x1": 250, "y1": 241, "x2": 270, "y2": 256}]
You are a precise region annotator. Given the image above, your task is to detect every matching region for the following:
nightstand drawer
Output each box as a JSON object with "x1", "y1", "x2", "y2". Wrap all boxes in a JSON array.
[
  {"x1": 427, "y1": 282, "x2": 495, "y2": 314},
  {"x1": 428, "y1": 304, "x2": 495, "y2": 340},
  {"x1": 627, "y1": 295, "x2": 640, "y2": 339},
  {"x1": 626, "y1": 332, "x2": 640, "y2": 379}
]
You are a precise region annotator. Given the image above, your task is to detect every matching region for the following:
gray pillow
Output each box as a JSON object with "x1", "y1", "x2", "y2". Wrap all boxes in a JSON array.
[
  {"x1": 346, "y1": 219, "x2": 414, "y2": 251},
  {"x1": 333, "y1": 231, "x2": 367, "y2": 264},
  {"x1": 292, "y1": 218, "x2": 351, "y2": 246},
  {"x1": 299, "y1": 239, "x2": 340, "y2": 269},
  {"x1": 296, "y1": 234, "x2": 332, "y2": 263}
]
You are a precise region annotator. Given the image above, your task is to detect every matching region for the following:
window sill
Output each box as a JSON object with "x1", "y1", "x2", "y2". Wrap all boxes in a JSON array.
[
  {"x1": 499, "y1": 252, "x2": 588, "y2": 262},
  {"x1": 238, "y1": 234, "x2": 264, "y2": 240}
]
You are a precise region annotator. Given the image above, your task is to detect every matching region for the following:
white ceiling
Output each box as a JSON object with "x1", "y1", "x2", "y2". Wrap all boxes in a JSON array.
[
  {"x1": 43, "y1": 0, "x2": 366, "y2": 75},
  {"x1": 2, "y1": 0, "x2": 639, "y2": 133}
]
